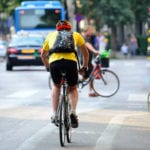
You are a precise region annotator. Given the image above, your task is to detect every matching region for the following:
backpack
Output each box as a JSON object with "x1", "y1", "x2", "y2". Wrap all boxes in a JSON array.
[
  {"x1": 49, "y1": 31, "x2": 75, "y2": 55},
  {"x1": 49, "y1": 30, "x2": 81, "y2": 70}
]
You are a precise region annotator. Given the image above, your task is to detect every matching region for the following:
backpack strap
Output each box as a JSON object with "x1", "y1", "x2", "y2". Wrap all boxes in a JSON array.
[{"x1": 74, "y1": 50, "x2": 81, "y2": 71}]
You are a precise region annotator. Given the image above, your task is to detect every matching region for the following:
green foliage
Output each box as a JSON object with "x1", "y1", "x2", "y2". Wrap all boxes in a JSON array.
[
  {"x1": 78, "y1": 0, "x2": 150, "y2": 28},
  {"x1": 137, "y1": 35, "x2": 148, "y2": 55},
  {"x1": 79, "y1": 0, "x2": 135, "y2": 27},
  {"x1": 129, "y1": 0, "x2": 150, "y2": 22},
  {"x1": 0, "y1": 0, "x2": 22, "y2": 17},
  {"x1": 77, "y1": 0, "x2": 150, "y2": 53}
]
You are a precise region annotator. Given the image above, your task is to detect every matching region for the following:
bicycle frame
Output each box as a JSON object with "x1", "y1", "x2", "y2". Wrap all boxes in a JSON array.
[
  {"x1": 56, "y1": 73, "x2": 68, "y2": 116},
  {"x1": 61, "y1": 73, "x2": 68, "y2": 96},
  {"x1": 78, "y1": 58, "x2": 101, "y2": 88},
  {"x1": 57, "y1": 72, "x2": 72, "y2": 146}
]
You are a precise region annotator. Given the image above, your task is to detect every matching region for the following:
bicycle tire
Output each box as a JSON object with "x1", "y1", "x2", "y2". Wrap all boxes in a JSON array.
[
  {"x1": 92, "y1": 69, "x2": 120, "y2": 97},
  {"x1": 59, "y1": 96, "x2": 66, "y2": 146},
  {"x1": 66, "y1": 101, "x2": 72, "y2": 143}
]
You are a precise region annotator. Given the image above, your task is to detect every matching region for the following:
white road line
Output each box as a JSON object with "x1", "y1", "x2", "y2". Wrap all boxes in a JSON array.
[
  {"x1": 94, "y1": 113, "x2": 147, "y2": 150},
  {"x1": 94, "y1": 115, "x2": 125, "y2": 150},
  {"x1": 128, "y1": 93, "x2": 147, "y2": 102},
  {"x1": 16, "y1": 124, "x2": 56, "y2": 150},
  {"x1": 124, "y1": 62, "x2": 135, "y2": 66},
  {"x1": 7, "y1": 90, "x2": 38, "y2": 98},
  {"x1": 0, "y1": 104, "x2": 18, "y2": 109},
  {"x1": 146, "y1": 62, "x2": 150, "y2": 67}
]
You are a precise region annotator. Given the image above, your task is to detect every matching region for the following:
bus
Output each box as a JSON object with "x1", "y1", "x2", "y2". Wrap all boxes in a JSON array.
[{"x1": 14, "y1": 1, "x2": 66, "y2": 35}]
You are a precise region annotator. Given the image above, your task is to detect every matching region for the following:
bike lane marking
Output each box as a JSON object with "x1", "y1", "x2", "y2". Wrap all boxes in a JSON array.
[
  {"x1": 94, "y1": 112, "x2": 150, "y2": 150},
  {"x1": 128, "y1": 93, "x2": 147, "y2": 102},
  {"x1": 7, "y1": 90, "x2": 38, "y2": 98},
  {"x1": 94, "y1": 114, "x2": 125, "y2": 150},
  {"x1": 16, "y1": 124, "x2": 56, "y2": 150}
]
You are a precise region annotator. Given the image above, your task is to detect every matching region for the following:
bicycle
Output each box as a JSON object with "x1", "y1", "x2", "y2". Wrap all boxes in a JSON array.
[
  {"x1": 78, "y1": 55, "x2": 120, "y2": 97},
  {"x1": 55, "y1": 71, "x2": 72, "y2": 147},
  {"x1": 48, "y1": 55, "x2": 120, "y2": 97}
]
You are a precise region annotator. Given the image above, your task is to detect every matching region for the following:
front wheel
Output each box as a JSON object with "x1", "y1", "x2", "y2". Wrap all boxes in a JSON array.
[{"x1": 92, "y1": 69, "x2": 120, "y2": 97}]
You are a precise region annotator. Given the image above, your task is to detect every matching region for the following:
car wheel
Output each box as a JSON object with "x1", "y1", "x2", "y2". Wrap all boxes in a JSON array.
[{"x1": 6, "y1": 64, "x2": 13, "y2": 71}]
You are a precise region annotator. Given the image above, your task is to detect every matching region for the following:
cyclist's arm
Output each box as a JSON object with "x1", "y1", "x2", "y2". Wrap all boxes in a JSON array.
[
  {"x1": 85, "y1": 42, "x2": 100, "y2": 55},
  {"x1": 41, "y1": 49, "x2": 49, "y2": 69},
  {"x1": 79, "y1": 44, "x2": 89, "y2": 68}
]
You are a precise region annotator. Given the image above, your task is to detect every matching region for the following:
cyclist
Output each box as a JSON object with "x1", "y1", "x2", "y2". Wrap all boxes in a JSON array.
[{"x1": 41, "y1": 20, "x2": 89, "y2": 128}]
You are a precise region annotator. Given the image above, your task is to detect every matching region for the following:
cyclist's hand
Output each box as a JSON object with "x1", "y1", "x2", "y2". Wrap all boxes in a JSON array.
[
  {"x1": 79, "y1": 66, "x2": 88, "y2": 75},
  {"x1": 46, "y1": 66, "x2": 50, "y2": 72},
  {"x1": 96, "y1": 51, "x2": 100, "y2": 55}
]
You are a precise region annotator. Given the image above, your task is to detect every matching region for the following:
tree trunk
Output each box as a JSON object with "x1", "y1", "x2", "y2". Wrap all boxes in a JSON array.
[{"x1": 111, "y1": 26, "x2": 117, "y2": 57}]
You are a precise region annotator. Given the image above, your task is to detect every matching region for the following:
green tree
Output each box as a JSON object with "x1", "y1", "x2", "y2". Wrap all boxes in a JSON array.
[
  {"x1": 0, "y1": 0, "x2": 22, "y2": 17},
  {"x1": 78, "y1": 0, "x2": 134, "y2": 53},
  {"x1": 78, "y1": 0, "x2": 150, "y2": 55},
  {"x1": 129, "y1": 0, "x2": 150, "y2": 34}
]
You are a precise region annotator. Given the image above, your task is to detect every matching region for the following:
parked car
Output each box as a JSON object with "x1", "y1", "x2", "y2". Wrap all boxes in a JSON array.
[
  {"x1": 6, "y1": 34, "x2": 44, "y2": 71},
  {"x1": 0, "y1": 40, "x2": 8, "y2": 58}
]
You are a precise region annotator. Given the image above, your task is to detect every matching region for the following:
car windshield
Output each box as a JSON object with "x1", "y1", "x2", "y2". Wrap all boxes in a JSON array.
[{"x1": 10, "y1": 36, "x2": 44, "y2": 47}]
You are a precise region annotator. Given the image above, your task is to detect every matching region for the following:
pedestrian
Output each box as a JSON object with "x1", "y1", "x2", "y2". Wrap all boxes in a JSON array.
[
  {"x1": 128, "y1": 34, "x2": 138, "y2": 56},
  {"x1": 121, "y1": 42, "x2": 128, "y2": 58},
  {"x1": 97, "y1": 31, "x2": 107, "y2": 52},
  {"x1": 41, "y1": 20, "x2": 89, "y2": 128},
  {"x1": 82, "y1": 25, "x2": 100, "y2": 97}
]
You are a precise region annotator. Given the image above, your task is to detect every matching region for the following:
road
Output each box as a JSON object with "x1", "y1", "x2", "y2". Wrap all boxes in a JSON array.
[{"x1": 0, "y1": 56, "x2": 150, "y2": 150}]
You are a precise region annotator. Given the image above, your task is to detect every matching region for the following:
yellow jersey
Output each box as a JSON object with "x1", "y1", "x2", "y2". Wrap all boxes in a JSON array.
[{"x1": 42, "y1": 31, "x2": 85, "y2": 63}]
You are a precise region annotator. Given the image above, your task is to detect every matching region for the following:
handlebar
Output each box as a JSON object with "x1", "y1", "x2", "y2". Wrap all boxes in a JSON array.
[
  {"x1": 95, "y1": 49, "x2": 111, "y2": 64},
  {"x1": 95, "y1": 55, "x2": 101, "y2": 64}
]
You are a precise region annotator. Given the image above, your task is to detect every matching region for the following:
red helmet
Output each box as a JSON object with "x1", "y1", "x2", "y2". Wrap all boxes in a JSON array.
[{"x1": 56, "y1": 20, "x2": 72, "y2": 31}]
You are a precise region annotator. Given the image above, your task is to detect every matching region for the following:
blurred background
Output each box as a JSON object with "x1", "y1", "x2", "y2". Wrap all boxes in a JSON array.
[
  {"x1": 0, "y1": 0, "x2": 150, "y2": 57},
  {"x1": 1, "y1": 2, "x2": 150, "y2": 149}
]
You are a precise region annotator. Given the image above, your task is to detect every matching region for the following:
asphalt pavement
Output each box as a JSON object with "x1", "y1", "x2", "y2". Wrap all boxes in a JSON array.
[{"x1": 0, "y1": 53, "x2": 150, "y2": 150}]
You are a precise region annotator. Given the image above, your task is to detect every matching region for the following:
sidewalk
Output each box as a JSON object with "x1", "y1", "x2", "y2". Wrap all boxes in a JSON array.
[{"x1": 113, "y1": 51, "x2": 147, "y2": 60}]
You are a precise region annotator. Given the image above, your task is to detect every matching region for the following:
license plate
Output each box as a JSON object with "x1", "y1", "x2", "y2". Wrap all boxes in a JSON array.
[
  {"x1": 17, "y1": 55, "x2": 34, "y2": 60},
  {"x1": 22, "y1": 49, "x2": 35, "y2": 53}
]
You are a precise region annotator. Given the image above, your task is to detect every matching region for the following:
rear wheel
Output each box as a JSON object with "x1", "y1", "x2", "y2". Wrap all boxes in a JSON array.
[
  {"x1": 66, "y1": 102, "x2": 72, "y2": 143},
  {"x1": 92, "y1": 69, "x2": 120, "y2": 97},
  {"x1": 59, "y1": 96, "x2": 66, "y2": 147}
]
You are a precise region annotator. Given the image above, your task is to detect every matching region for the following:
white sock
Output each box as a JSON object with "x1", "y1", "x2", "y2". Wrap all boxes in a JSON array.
[
  {"x1": 71, "y1": 109, "x2": 76, "y2": 115},
  {"x1": 53, "y1": 112, "x2": 57, "y2": 117}
]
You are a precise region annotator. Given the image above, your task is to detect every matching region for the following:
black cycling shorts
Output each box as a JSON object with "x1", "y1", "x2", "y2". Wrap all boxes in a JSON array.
[{"x1": 50, "y1": 59, "x2": 78, "y2": 86}]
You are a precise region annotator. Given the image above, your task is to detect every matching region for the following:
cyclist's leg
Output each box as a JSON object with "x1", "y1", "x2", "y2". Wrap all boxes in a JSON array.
[
  {"x1": 50, "y1": 61, "x2": 62, "y2": 122},
  {"x1": 65, "y1": 60, "x2": 79, "y2": 128},
  {"x1": 86, "y1": 64, "x2": 98, "y2": 96},
  {"x1": 68, "y1": 85, "x2": 78, "y2": 115},
  {"x1": 51, "y1": 84, "x2": 61, "y2": 117},
  {"x1": 68, "y1": 86, "x2": 79, "y2": 128}
]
